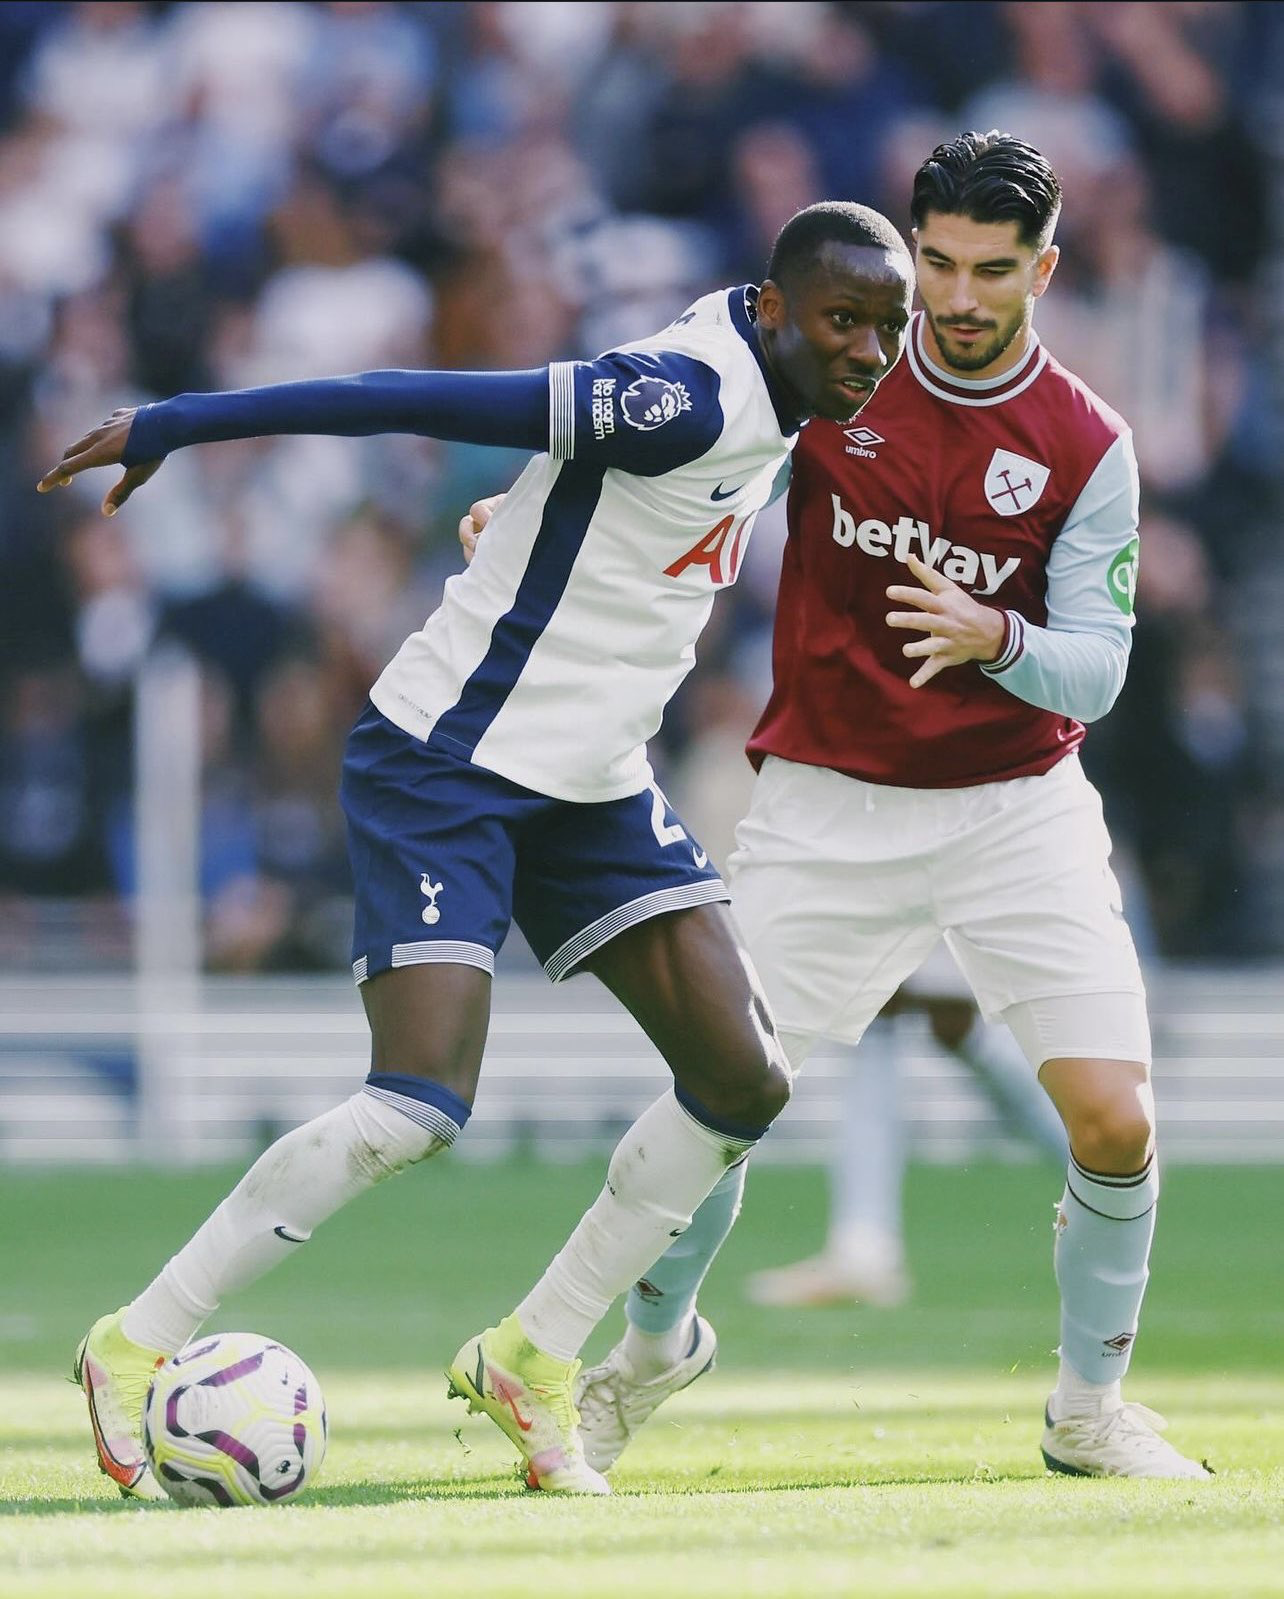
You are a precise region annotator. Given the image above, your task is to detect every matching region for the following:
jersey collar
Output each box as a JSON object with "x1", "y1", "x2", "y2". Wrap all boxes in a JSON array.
[
  {"x1": 904, "y1": 311, "x2": 1048, "y2": 407},
  {"x1": 728, "y1": 285, "x2": 807, "y2": 436}
]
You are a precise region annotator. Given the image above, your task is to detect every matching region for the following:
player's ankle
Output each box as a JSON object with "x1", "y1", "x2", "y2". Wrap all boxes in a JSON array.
[
  {"x1": 826, "y1": 1222, "x2": 905, "y2": 1275},
  {"x1": 621, "y1": 1313, "x2": 697, "y2": 1380},
  {"x1": 1050, "y1": 1359, "x2": 1122, "y2": 1419}
]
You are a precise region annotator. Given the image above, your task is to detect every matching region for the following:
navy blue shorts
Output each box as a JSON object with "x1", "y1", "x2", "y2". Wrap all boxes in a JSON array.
[{"x1": 339, "y1": 703, "x2": 728, "y2": 984}]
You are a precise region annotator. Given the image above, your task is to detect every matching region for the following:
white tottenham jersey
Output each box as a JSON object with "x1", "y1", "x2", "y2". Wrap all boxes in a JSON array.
[{"x1": 371, "y1": 287, "x2": 799, "y2": 802}]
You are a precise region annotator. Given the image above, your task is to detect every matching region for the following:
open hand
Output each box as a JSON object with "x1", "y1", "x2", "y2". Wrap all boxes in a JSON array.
[
  {"x1": 457, "y1": 493, "x2": 506, "y2": 564},
  {"x1": 36, "y1": 408, "x2": 164, "y2": 515},
  {"x1": 885, "y1": 553, "x2": 1006, "y2": 688}
]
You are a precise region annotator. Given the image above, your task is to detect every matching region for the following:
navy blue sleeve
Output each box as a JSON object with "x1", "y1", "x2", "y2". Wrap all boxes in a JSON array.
[
  {"x1": 549, "y1": 350, "x2": 723, "y2": 477},
  {"x1": 123, "y1": 368, "x2": 551, "y2": 467}
]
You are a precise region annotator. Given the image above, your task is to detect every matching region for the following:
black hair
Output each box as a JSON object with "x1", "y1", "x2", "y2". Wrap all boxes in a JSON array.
[
  {"x1": 910, "y1": 130, "x2": 1062, "y2": 249},
  {"x1": 766, "y1": 201, "x2": 911, "y2": 288}
]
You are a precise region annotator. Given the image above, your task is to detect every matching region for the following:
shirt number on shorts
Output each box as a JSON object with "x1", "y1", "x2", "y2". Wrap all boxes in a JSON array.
[{"x1": 648, "y1": 785, "x2": 687, "y2": 847}]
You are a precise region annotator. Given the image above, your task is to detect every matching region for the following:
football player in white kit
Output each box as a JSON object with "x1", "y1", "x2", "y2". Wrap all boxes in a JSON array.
[
  {"x1": 39, "y1": 204, "x2": 915, "y2": 1498},
  {"x1": 518, "y1": 133, "x2": 1209, "y2": 1483}
]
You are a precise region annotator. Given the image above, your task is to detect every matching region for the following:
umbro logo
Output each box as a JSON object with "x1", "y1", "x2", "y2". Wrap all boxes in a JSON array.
[
  {"x1": 1103, "y1": 1332, "x2": 1135, "y2": 1353},
  {"x1": 842, "y1": 425, "x2": 883, "y2": 459}
]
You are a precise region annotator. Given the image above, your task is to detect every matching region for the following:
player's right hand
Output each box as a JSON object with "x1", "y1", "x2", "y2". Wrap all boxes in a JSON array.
[
  {"x1": 458, "y1": 493, "x2": 506, "y2": 564},
  {"x1": 36, "y1": 407, "x2": 165, "y2": 516}
]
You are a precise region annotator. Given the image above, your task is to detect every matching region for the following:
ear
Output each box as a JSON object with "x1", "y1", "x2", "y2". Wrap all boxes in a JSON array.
[
  {"x1": 756, "y1": 277, "x2": 787, "y2": 330},
  {"x1": 1031, "y1": 243, "x2": 1059, "y2": 300}
]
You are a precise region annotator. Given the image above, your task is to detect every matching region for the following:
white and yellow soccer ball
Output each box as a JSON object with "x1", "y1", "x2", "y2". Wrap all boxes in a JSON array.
[{"x1": 142, "y1": 1332, "x2": 327, "y2": 1507}]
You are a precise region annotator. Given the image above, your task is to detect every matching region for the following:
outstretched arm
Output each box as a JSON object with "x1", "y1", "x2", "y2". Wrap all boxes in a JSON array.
[
  {"x1": 39, "y1": 346, "x2": 725, "y2": 517},
  {"x1": 38, "y1": 368, "x2": 552, "y2": 515}
]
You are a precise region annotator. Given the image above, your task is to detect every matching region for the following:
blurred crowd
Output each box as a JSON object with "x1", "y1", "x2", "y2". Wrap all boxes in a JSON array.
[{"x1": 0, "y1": 0, "x2": 1280, "y2": 972}]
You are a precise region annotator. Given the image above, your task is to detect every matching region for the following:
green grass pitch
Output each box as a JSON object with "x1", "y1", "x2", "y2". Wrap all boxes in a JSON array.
[{"x1": 4, "y1": 1157, "x2": 1283, "y2": 1598}]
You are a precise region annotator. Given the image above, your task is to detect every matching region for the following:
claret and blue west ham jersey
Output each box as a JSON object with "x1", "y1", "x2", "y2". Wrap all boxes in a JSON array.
[
  {"x1": 749, "y1": 312, "x2": 1141, "y2": 789},
  {"x1": 372, "y1": 287, "x2": 799, "y2": 802}
]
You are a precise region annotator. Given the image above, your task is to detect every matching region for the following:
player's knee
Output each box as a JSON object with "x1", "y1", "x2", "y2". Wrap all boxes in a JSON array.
[
  {"x1": 686, "y1": 1037, "x2": 791, "y2": 1137},
  {"x1": 1067, "y1": 1099, "x2": 1154, "y2": 1175},
  {"x1": 729, "y1": 1046, "x2": 793, "y2": 1131},
  {"x1": 762, "y1": 1052, "x2": 793, "y2": 1122},
  {"x1": 345, "y1": 1079, "x2": 470, "y2": 1178}
]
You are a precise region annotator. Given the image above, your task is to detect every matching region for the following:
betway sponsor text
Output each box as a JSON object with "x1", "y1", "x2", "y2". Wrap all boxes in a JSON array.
[{"x1": 829, "y1": 494, "x2": 1020, "y2": 596}]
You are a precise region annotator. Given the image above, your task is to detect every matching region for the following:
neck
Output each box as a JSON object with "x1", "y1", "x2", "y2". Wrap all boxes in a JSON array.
[
  {"x1": 753, "y1": 327, "x2": 813, "y2": 426},
  {"x1": 921, "y1": 315, "x2": 1036, "y2": 382}
]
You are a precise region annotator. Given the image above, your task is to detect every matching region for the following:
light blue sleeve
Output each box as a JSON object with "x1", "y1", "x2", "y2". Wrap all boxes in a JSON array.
[{"x1": 979, "y1": 432, "x2": 1140, "y2": 723}]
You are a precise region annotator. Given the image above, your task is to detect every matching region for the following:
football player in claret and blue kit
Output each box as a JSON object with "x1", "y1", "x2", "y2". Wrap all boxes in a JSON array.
[
  {"x1": 563, "y1": 132, "x2": 1210, "y2": 1484},
  {"x1": 39, "y1": 203, "x2": 913, "y2": 1499}
]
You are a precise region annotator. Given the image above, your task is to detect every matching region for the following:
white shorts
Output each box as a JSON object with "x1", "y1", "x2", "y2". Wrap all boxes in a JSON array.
[
  {"x1": 898, "y1": 938, "x2": 972, "y2": 1001},
  {"x1": 727, "y1": 754, "x2": 1149, "y2": 1068}
]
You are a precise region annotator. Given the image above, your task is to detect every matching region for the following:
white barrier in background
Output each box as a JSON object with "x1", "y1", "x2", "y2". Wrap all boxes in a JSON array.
[
  {"x1": 1, "y1": 967, "x2": 1283, "y2": 1165},
  {"x1": 134, "y1": 645, "x2": 203, "y2": 1164}
]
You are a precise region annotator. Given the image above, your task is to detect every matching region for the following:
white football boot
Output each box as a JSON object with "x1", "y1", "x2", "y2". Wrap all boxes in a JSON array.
[
  {"x1": 575, "y1": 1315, "x2": 718, "y2": 1474},
  {"x1": 1041, "y1": 1398, "x2": 1212, "y2": 1479}
]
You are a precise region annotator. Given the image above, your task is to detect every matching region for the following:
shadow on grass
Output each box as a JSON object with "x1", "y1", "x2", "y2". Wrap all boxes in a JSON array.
[
  {"x1": 3, "y1": 1474, "x2": 537, "y2": 1517},
  {"x1": 8, "y1": 1463, "x2": 1067, "y2": 1519}
]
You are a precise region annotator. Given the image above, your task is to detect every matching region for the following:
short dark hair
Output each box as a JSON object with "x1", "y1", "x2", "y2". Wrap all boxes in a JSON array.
[
  {"x1": 910, "y1": 131, "x2": 1062, "y2": 249},
  {"x1": 767, "y1": 201, "x2": 910, "y2": 288}
]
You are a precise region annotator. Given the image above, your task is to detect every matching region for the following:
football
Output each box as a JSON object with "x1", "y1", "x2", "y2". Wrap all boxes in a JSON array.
[{"x1": 142, "y1": 1332, "x2": 327, "y2": 1507}]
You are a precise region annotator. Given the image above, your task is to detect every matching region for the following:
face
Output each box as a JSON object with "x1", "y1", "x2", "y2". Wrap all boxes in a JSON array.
[
  {"x1": 914, "y1": 212, "x2": 1058, "y2": 377},
  {"x1": 757, "y1": 242, "x2": 913, "y2": 423}
]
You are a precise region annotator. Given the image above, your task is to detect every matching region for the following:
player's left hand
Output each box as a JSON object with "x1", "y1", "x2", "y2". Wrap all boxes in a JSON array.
[
  {"x1": 458, "y1": 493, "x2": 506, "y2": 564},
  {"x1": 36, "y1": 408, "x2": 165, "y2": 516},
  {"x1": 885, "y1": 554, "x2": 1007, "y2": 688}
]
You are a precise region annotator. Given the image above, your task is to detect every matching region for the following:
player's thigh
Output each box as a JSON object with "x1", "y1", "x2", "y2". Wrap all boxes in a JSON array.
[
  {"x1": 513, "y1": 783, "x2": 787, "y2": 1124},
  {"x1": 512, "y1": 778, "x2": 727, "y2": 983},
  {"x1": 359, "y1": 963, "x2": 492, "y2": 1101},
  {"x1": 341, "y1": 702, "x2": 527, "y2": 1090},
  {"x1": 941, "y1": 757, "x2": 1146, "y2": 1030},
  {"x1": 584, "y1": 901, "x2": 791, "y2": 1130},
  {"x1": 1001, "y1": 991, "x2": 1152, "y2": 1073},
  {"x1": 726, "y1": 757, "x2": 940, "y2": 1053}
]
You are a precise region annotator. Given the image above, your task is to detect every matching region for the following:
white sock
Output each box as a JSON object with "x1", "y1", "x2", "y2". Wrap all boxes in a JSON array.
[
  {"x1": 621, "y1": 1313, "x2": 697, "y2": 1380},
  {"x1": 514, "y1": 1089, "x2": 755, "y2": 1361},
  {"x1": 1052, "y1": 1359, "x2": 1122, "y2": 1419},
  {"x1": 122, "y1": 1087, "x2": 455, "y2": 1353}
]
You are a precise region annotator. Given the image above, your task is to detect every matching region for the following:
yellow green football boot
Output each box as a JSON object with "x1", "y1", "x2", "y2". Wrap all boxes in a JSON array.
[
  {"x1": 446, "y1": 1313, "x2": 610, "y2": 1494},
  {"x1": 73, "y1": 1309, "x2": 169, "y2": 1501}
]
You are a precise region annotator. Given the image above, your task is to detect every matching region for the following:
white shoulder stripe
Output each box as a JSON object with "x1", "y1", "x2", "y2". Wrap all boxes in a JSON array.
[
  {"x1": 544, "y1": 879, "x2": 728, "y2": 983},
  {"x1": 549, "y1": 361, "x2": 576, "y2": 459}
]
